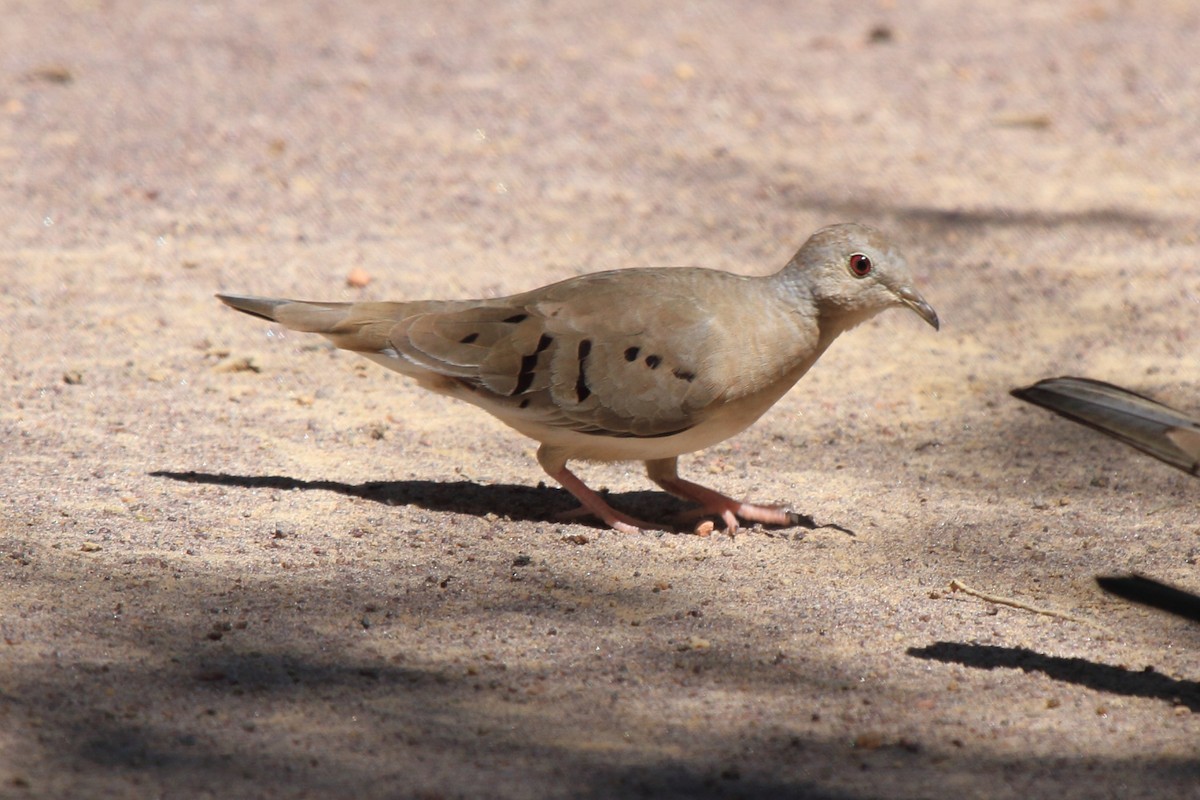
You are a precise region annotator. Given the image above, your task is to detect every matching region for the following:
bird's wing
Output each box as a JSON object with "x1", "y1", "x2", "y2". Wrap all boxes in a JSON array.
[{"x1": 390, "y1": 270, "x2": 734, "y2": 437}]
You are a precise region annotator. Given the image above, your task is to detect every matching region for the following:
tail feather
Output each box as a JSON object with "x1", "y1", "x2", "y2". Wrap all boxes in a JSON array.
[
  {"x1": 218, "y1": 293, "x2": 423, "y2": 355},
  {"x1": 216, "y1": 294, "x2": 355, "y2": 332},
  {"x1": 1012, "y1": 376, "x2": 1200, "y2": 475},
  {"x1": 216, "y1": 294, "x2": 290, "y2": 322}
]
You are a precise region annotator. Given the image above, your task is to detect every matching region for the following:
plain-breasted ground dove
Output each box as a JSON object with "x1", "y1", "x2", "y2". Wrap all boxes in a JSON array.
[{"x1": 218, "y1": 222, "x2": 939, "y2": 533}]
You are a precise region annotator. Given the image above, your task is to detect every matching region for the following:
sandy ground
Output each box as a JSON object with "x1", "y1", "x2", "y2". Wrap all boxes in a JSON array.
[{"x1": 3, "y1": 1, "x2": 1200, "y2": 797}]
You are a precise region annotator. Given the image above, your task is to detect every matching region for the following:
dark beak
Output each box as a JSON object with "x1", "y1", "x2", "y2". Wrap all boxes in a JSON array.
[{"x1": 898, "y1": 286, "x2": 939, "y2": 330}]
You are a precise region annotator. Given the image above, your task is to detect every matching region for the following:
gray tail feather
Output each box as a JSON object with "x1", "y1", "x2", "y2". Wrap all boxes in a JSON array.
[
  {"x1": 1012, "y1": 376, "x2": 1200, "y2": 475},
  {"x1": 216, "y1": 293, "x2": 356, "y2": 334},
  {"x1": 216, "y1": 294, "x2": 290, "y2": 323}
]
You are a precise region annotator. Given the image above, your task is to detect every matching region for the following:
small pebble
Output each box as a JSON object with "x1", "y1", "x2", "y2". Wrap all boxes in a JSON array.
[
  {"x1": 346, "y1": 267, "x2": 372, "y2": 288},
  {"x1": 854, "y1": 731, "x2": 885, "y2": 750}
]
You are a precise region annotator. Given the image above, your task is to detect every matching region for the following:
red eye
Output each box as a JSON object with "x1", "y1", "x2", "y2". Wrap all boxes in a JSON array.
[{"x1": 848, "y1": 253, "x2": 872, "y2": 277}]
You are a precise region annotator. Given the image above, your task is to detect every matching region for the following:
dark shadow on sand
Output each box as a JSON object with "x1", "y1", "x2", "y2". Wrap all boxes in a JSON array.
[
  {"x1": 907, "y1": 642, "x2": 1200, "y2": 711},
  {"x1": 150, "y1": 470, "x2": 847, "y2": 535}
]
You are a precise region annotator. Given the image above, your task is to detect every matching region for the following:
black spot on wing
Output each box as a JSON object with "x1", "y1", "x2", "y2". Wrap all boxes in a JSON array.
[
  {"x1": 672, "y1": 368, "x2": 696, "y2": 382},
  {"x1": 645, "y1": 354, "x2": 661, "y2": 369},
  {"x1": 575, "y1": 339, "x2": 592, "y2": 403},
  {"x1": 624, "y1": 346, "x2": 639, "y2": 362},
  {"x1": 503, "y1": 313, "x2": 528, "y2": 324},
  {"x1": 513, "y1": 356, "x2": 537, "y2": 395},
  {"x1": 511, "y1": 334, "x2": 553, "y2": 396},
  {"x1": 459, "y1": 332, "x2": 480, "y2": 344}
]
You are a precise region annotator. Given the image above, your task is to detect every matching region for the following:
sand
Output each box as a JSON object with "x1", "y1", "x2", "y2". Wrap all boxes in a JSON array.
[{"x1": 3, "y1": 1, "x2": 1199, "y2": 797}]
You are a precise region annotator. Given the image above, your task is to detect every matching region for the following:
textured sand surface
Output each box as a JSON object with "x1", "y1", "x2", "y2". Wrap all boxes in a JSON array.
[{"x1": 3, "y1": 1, "x2": 1199, "y2": 797}]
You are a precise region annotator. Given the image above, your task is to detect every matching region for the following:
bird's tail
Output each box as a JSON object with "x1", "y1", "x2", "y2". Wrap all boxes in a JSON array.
[
  {"x1": 1012, "y1": 376, "x2": 1200, "y2": 475},
  {"x1": 216, "y1": 293, "x2": 412, "y2": 354},
  {"x1": 216, "y1": 294, "x2": 355, "y2": 331}
]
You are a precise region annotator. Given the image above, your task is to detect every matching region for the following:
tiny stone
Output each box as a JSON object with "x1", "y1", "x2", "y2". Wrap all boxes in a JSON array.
[
  {"x1": 866, "y1": 24, "x2": 894, "y2": 44},
  {"x1": 854, "y1": 731, "x2": 885, "y2": 750},
  {"x1": 346, "y1": 267, "x2": 372, "y2": 288}
]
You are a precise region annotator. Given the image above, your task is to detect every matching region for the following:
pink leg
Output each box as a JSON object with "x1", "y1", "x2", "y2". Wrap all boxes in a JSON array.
[
  {"x1": 646, "y1": 457, "x2": 801, "y2": 533},
  {"x1": 538, "y1": 446, "x2": 663, "y2": 533}
]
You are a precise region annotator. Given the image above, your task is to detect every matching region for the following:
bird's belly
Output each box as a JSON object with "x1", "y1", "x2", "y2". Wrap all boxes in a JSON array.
[
  {"x1": 504, "y1": 371, "x2": 807, "y2": 463},
  {"x1": 364, "y1": 349, "x2": 813, "y2": 464}
]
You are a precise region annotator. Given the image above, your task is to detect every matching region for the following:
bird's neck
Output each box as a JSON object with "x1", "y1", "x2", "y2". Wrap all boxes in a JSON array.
[
  {"x1": 817, "y1": 303, "x2": 886, "y2": 345},
  {"x1": 772, "y1": 268, "x2": 878, "y2": 346}
]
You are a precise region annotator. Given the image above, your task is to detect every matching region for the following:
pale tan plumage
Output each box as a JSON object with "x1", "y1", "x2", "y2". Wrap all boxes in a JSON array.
[{"x1": 218, "y1": 222, "x2": 938, "y2": 533}]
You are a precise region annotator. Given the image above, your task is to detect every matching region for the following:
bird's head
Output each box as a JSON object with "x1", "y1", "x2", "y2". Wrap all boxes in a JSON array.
[{"x1": 783, "y1": 222, "x2": 939, "y2": 333}]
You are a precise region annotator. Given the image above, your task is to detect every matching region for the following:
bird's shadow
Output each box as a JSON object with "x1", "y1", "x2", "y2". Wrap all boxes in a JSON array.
[
  {"x1": 1096, "y1": 575, "x2": 1200, "y2": 624},
  {"x1": 907, "y1": 642, "x2": 1200, "y2": 711},
  {"x1": 149, "y1": 470, "x2": 846, "y2": 535}
]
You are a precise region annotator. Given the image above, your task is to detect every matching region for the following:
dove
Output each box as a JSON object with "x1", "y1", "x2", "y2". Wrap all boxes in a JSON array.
[
  {"x1": 217, "y1": 222, "x2": 939, "y2": 533},
  {"x1": 1012, "y1": 377, "x2": 1200, "y2": 476}
]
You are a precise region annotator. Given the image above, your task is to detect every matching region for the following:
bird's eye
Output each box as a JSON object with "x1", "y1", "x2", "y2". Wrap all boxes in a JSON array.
[{"x1": 848, "y1": 253, "x2": 872, "y2": 278}]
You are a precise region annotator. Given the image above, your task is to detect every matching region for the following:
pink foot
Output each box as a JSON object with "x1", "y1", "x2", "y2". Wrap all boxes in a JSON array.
[
  {"x1": 547, "y1": 467, "x2": 667, "y2": 533},
  {"x1": 646, "y1": 458, "x2": 800, "y2": 534}
]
